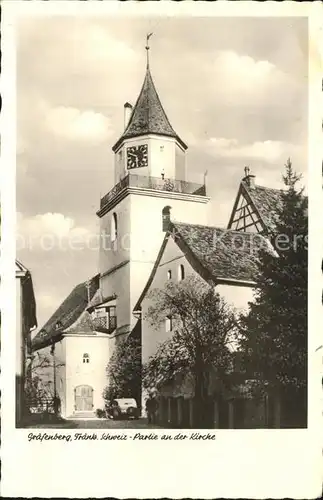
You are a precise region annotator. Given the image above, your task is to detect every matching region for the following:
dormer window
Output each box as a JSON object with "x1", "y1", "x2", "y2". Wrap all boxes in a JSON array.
[
  {"x1": 93, "y1": 305, "x2": 117, "y2": 333},
  {"x1": 83, "y1": 353, "x2": 90, "y2": 364}
]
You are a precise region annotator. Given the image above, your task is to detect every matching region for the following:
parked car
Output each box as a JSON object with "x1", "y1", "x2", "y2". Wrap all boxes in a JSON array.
[{"x1": 106, "y1": 398, "x2": 139, "y2": 420}]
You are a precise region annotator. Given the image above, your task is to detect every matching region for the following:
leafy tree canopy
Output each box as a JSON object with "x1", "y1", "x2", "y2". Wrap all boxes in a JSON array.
[{"x1": 143, "y1": 275, "x2": 238, "y2": 396}]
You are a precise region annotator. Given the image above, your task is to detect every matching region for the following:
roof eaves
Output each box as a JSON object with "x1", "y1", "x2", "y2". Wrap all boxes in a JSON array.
[{"x1": 112, "y1": 131, "x2": 187, "y2": 153}]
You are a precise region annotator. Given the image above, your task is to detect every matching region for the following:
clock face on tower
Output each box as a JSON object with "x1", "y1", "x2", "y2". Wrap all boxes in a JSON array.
[{"x1": 126, "y1": 144, "x2": 148, "y2": 170}]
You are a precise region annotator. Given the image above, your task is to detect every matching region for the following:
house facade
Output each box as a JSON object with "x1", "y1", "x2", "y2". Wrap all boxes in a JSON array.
[
  {"x1": 32, "y1": 275, "x2": 118, "y2": 418},
  {"x1": 134, "y1": 223, "x2": 274, "y2": 428}
]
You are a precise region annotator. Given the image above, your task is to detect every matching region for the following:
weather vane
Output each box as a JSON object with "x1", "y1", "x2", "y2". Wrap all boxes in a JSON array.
[{"x1": 145, "y1": 32, "x2": 154, "y2": 68}]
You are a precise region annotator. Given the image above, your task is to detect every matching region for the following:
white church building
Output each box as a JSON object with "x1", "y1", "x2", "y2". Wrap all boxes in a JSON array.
[{"x1": 32, "y1": 45, "x2": 282, "y2": 424}]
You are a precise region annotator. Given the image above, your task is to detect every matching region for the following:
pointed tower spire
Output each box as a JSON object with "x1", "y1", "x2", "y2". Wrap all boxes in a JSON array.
[{"x1": 112, "y1": 36, "x2": 187, "y2": 152}]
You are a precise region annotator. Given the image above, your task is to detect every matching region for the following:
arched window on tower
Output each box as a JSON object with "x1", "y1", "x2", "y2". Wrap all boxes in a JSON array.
[
  {"x1": 167, "y1": 270, "x2": 172, "y2": 280},
  {"x1": 162, "y1": 206, "x2": 171, "y2": 232},
  {"x1": 111, "y1": 212, "x2": 118, "y2": 248},
  {"x1": 83, "y1": 353, "x2": 90, "y2": 364},
  {"x1": 178, "y1": 264, "x2": 185, "y2": 281}
]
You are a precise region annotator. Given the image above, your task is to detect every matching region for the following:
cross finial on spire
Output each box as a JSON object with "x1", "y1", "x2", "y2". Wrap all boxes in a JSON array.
[
  {"x1": 145, "y1": 32, "x2": 153, "y2": 68},
  {"x1": 244, "y1": 166, "x2": 250, "y2": 177}
]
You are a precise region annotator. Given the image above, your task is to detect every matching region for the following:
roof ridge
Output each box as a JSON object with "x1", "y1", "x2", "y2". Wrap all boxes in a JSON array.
[
  {"x1": 242, "y1": 179, "x2": 283, "y2": 193},
  {"x1": 254, "y1": 184, "x2": 283, "y2": 192},
  {"x1": 173, "y1": 221, "x2": 267, "y2": 237},
  {"x1": 173, "y1": 221, "x2": 213, "y2": 229}
]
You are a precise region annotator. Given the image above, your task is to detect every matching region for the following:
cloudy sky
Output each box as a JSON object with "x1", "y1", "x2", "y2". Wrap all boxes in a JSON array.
[{"x1": 17, "y1": 16, "x2": 308, "y2": 329}]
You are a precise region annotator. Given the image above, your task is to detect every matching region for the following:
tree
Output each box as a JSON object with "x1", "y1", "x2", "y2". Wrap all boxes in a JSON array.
[
  {"x1": 143, "y1": 275, "x2": 238, "y2": 428},
  {"x1": 104, "y1": 334, "x2": 141, "y2": 406},
  {"x1": 239, "y1": 160, "x2": 307, "y2": 427},
  {"x1": 24, "y1": 351, "x2": 64, "y2": 415}
]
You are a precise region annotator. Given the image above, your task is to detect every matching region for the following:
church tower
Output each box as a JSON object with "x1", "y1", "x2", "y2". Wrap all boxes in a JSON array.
[{"x1": 96, "y1": 36, "x2": 210, "y2": 338}]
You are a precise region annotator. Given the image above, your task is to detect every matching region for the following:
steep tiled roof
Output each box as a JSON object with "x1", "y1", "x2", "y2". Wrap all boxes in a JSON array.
[
  {"x1": 173, "y1": 222, "x2": 272, "y2": 283},
  {"x1": 242, "y1": 181, "x2": 283, "y2": 232},
  {"x1": 134, "y1": 222, "x2": 273, "y2": 311},
  {"x1": 32, "y1": 274, "x2": 100, "y2": 351},
  {"x1": 113, "y1": 66, "x2": 186, "y2": 151}
]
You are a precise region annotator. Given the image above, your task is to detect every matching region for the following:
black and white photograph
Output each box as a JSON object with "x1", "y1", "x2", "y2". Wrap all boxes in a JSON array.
[
  {"x1": 1, "y1": 1, "x2": 321, "y2": 498},
  {"x1": 15, "y1": 13, "x2": 309, "y2": 431}
]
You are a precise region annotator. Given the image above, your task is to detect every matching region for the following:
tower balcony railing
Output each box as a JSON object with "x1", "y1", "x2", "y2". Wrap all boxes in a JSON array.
[{"x1": 100, "y1": 173, "x2": 206, "y2": 209}]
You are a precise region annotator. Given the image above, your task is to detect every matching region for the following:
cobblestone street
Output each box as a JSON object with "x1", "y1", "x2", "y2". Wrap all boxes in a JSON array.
[{"x1": 26, "y1": 417, "x2": 160, "y2": 429}]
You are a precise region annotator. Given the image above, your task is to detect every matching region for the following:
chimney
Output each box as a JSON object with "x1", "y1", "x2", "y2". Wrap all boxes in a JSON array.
[
  {"x1": 243, "y1": 166, "x2": 256, "y2": 189},
  {"x1": 124, "y1": 102, "x2": 133, "y2": 130}
]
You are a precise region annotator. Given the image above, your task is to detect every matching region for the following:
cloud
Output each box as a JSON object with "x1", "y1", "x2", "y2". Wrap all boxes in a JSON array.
[
  {"x1": 208, "y1": 138, "x2": 299, "y2": 163},
  {"x1": 215, "y1": 51, "x2": 275, "y2": 83},
  {"x1": 204, "y1": 49, "x2": 302, "y2": 114},
  {"x1": 17, "y1": 212, "x2": 93, "y2": 251},
  {"x1": 75, "y1": 24, "x2": 138, "y2": 67},
  {"x1": 45, "y1": 106, "x2": 113, "y2": 143}
]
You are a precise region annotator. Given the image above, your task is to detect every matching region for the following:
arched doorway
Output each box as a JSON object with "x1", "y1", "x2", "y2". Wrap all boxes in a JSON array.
[{"x1": 74, "y1": 385, "x2": 94, "y2": 412}]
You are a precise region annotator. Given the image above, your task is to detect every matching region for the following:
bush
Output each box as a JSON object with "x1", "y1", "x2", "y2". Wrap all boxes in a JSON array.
[
  {"x1": 105, "y1": 334, "x2": 141, "y2": 406},
  {"x1": 95, "y1": 408, "x2": 106, "y2": 419}
]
